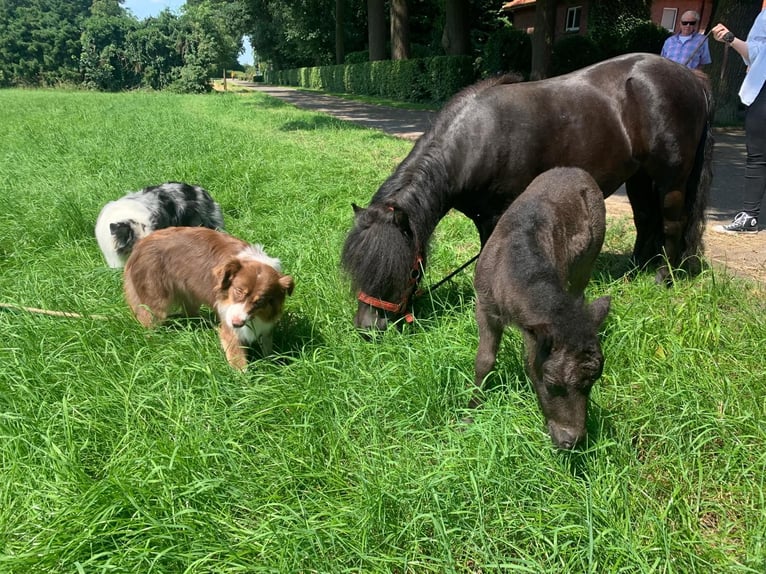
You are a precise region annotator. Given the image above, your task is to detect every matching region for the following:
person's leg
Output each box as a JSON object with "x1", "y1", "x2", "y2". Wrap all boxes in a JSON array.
[
  {"x1": 715, "y1": 88, "x2": 766, "y2": 233},
  {"x1": 743, "y1": 84, "x2": 766, "y2": 219}
]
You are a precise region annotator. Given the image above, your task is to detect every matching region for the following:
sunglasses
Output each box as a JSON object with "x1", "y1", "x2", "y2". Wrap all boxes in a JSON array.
[{"x1": 681, "y1": 21, "x2": 697, "y2": 25}]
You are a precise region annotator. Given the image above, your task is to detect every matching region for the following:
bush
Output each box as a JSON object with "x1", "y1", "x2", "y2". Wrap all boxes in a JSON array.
[
  {"x1": 480, "y1": 27, "x2": 531, "y2": 78},
  {"x1": 344, "y1": 51, "x2": 368, "y2": 64},
  {"x1": 623, "y1": 21, "x2": 672, "y2": 54},
  {"x1": 266, "y1": 56, "x2": 478, "y2": 104},
  {"x1": 426, "y1": 56, "x2": 476, "y2": 103},
  {"x1": 551, "y1": 35, "x2": 604, "y2": 76},
  {"x1": 590, "y1": 14, "x2": 650, "y2": 58},
  {"x1": 168, "y1": 64, "x2": 211, "y2": 93}
]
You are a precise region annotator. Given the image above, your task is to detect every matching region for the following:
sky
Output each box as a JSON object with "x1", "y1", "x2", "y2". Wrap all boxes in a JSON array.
[{"x1": 121, "y1": 0, "x2": 254, "y2": 66}]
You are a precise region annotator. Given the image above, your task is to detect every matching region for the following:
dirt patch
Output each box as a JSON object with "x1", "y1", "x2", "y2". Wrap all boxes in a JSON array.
[{"x1": 606, "y1": 195, "x2": 766, "y2": 286}]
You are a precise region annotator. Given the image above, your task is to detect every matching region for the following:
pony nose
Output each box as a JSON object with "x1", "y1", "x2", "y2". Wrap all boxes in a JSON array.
[
  {"x1": 353, "y1": 304, "x2": 392, "y2": 333},
  {"x1": 549, "y1": 423, "x2": 585, "y2": 450}
]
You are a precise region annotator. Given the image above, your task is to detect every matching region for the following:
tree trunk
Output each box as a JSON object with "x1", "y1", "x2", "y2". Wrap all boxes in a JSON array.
[
  {"x1": 367, "y1": 0, "x2": 386, "y2": 61},
  {"x1": 707, "y1": 1, "x2": 762, "y2": 124},
  {"x1": 391, "y1": 0, "x2": 410, "y2": 60},
  {"x1": 530, "y1": 0, "x2": 556, "y2": 80},
  {"x1": 335, "y1": 0, "x2": 345, "y2": 64},
  {"x1": 442, "y1": 0, "x2": 470, "y2": 56}
]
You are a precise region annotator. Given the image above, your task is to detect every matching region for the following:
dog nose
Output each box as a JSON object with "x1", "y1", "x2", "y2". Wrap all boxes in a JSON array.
[{"x1": 231, "y1": 317, "x2": 246, "y2": 328}]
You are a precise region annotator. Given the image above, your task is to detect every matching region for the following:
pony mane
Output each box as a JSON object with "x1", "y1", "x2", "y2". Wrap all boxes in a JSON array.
[
  {"x1": 429, "y1": 73, "x2": 523, "y2": 135},
  {"x1": 342, "y1": 75, "x2": 527, "y2": 299},
  {"x1": 341, "y1": 203, "x2": 419, "y2": 299},
  {"x1": 366, "y1": 77, "x2": 526, "y2": 235}
]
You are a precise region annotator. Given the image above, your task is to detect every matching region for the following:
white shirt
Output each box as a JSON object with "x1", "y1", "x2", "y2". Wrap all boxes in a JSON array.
[{"x1": 739, "y1": 9, "x2": 766, "y2": 105}]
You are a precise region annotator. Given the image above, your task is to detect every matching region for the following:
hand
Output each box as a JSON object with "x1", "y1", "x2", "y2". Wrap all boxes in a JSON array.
[{"x1": 712, "y1": 23, "x2": 733, "y2": 43}]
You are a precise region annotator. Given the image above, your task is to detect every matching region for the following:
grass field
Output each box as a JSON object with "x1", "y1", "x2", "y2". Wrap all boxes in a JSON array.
[{"x1": 0, "y1": 88, "x2": 764, "y2": 573}]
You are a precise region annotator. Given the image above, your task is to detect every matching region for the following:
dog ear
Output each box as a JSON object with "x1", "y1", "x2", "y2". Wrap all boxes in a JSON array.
[
  {"x1": 215, "y1": 259, "x2": 242, "y2": 290},
  {"x1": 352, "y1": 203, "x2": 363, "y2": 215},
  {"x1": 110, "y1": 221, "x2": 135, "y2": 249},
  {"x1": 279, "y1": 274, "x2": 295, "y2": 296}
]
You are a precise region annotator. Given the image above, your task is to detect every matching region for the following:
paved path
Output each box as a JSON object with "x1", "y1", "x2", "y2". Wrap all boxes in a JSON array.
[{"x1": 233, "y1": 81, "x2": 766, "y2": 284}]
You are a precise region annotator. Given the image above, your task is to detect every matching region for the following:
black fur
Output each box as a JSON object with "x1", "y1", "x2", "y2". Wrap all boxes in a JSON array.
[
  {"x1": 95, "y1": 181, "x2": 224, "y2": 268},
  {"x1": 342, "y1": 53, "x2": 713, "y2": 331},
  {"x1": 470, "y1": 168, "x2": 610, "y2": 450}
]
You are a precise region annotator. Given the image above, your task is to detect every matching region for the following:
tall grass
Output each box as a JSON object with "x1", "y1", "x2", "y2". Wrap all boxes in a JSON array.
[{"x1": 0, "y1": 89, "x2": 764, "y2": 573}]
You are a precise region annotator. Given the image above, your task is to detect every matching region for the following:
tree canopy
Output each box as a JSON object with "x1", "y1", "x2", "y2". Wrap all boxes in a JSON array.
[{"x1": 0, "y1": 0, "x2": 243, "y2": 90}]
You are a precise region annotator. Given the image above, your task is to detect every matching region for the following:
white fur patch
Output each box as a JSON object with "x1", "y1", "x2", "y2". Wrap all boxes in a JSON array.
[
  {"x1": 217, "y1": 301, "x2": 275, "y2": 345},
  {"x1": 237, "y1": 245, "x2": 282, "y2": 272},
  {"x1": 94, "y1": 199, "x2": 152, "y2": 268}
]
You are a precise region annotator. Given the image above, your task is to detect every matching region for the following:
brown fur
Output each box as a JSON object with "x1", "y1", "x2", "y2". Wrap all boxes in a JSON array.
[{"x1": 124, "y1": 227, "x2": 294, "y2": 370}]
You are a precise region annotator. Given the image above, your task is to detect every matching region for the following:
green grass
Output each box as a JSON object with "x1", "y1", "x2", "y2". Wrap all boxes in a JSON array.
[{"x1": 0, "y1": 88, "x2": 764, "y2": 573}]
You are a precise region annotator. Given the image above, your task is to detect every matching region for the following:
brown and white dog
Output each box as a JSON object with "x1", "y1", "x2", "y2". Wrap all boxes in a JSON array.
[{"x1": 124, "y1": 227, "x2": 294, "y2": 370}]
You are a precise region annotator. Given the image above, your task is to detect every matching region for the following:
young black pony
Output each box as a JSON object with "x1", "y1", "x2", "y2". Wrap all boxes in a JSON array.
[{"x1": 341, "y1": 53, "x2": 713, "y2": 331}]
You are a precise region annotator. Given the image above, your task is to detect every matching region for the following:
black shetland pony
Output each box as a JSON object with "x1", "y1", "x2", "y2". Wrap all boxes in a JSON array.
[{"x1": 341, "y1": 53, "x2": 713, "y2": 331}]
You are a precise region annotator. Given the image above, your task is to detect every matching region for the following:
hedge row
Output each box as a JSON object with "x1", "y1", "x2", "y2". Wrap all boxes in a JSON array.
[{"x1": 264, "y1": 56, "x2": 477, "y2": 104}]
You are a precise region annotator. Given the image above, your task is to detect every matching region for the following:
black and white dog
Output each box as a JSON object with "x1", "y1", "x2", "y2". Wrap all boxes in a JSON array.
[{"x1": 95, "y1": 182, "x2": 224, "y2": 268}]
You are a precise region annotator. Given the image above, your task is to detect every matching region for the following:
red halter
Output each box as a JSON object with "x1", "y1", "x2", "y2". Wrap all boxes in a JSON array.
[{"x1": 357, "y1": 255, "x2": 423, "y2": 324}]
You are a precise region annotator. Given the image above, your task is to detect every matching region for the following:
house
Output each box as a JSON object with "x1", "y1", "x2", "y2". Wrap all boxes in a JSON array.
[{"x1": 502, "y1": 1, "x2": 715, "y2": 40}]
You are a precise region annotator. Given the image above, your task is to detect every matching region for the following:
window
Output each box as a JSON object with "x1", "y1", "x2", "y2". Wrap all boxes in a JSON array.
[
  {"x1": 661, "y1": 8, "x2": 678, "y2": 31},
  {"x1": 566, "y1": 6, "x2": 582, "y2": 32}
]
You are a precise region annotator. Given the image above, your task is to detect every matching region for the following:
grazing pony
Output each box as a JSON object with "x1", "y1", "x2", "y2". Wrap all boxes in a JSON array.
[
  {"x1": 470, "y1": 167, "x2": 609, "y2": 450},
  {"x1": 341, "y1": 53, "x2": 713, "y2": 331}
]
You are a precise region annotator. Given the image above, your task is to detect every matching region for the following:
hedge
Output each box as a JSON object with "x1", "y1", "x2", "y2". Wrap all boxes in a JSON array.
[{"x1": 264, "y1": 56, "x2": 477, "y2": 104}]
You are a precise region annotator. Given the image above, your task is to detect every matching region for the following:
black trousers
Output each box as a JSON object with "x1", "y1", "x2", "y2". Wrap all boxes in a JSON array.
[{"x1": 744, "y1": 83, "x2": 766, "y2": 218}]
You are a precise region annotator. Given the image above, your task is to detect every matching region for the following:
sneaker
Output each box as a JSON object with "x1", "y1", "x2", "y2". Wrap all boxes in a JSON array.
[{"x1": 714, "y1": 212, "x2": 759, "y2": 234}]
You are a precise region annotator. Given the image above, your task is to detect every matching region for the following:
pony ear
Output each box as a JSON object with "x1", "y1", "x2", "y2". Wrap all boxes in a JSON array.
[
  {"x1": 526, "y1": 323, "x2": 554, "y2": 357},
  {"x1": 387, "y1": 207, "x2": 412, "y2": 237},
  {"x1": 589, "y1": 296, "x2": 611, "y2": 328}
]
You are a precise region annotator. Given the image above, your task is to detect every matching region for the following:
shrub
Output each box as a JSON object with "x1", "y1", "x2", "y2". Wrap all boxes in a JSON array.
[
  {"x1": 168, "y1": 64, "x2": 211, "y2": 93},
  {"x1": 623, "y1": 21, "x2": 672, "y2": 54},
  {"x1": 267, "y1": 56, "x2": 477, "y2": 104},
  {"x1": 481, "y1": 27, "x2": 531, "y2": 78},
  {"x1": 345, "y1": 51, "x2": 368, "y2": 64},
  {"x1": 551, "y1": 35, "x2": 604, "y2": 76},
  {"x1": 426, "y1": 56, "x2": 476, "y2": 103}
]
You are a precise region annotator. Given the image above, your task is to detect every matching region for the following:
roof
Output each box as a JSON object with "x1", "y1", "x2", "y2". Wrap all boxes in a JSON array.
[{"x1": 502, "y1": 0, "x2": 536, "y2": 11}]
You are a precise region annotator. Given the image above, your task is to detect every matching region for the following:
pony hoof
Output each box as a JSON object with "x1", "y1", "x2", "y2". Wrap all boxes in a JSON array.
[{"x1": 654, "y1": 268, "x2": 673, "y2": 287}]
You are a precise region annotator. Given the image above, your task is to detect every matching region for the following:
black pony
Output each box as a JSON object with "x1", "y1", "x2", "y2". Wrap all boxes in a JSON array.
[{"x1": 342, "y1": 53, "x2": 713, "y2": 331}]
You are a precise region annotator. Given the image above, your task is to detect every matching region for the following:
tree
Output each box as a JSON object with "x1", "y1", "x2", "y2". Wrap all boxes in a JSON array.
[
  {"x1": 529, "y1": 0, "x2": 555, "y2": 80},
  {"x1": 124, "y1": 10, "x2": 184, "y2": 89},
  {"x1": 367, "y1": 0, "x2": 385, "y2": 61},
  {"x1": 442, "y1": 0, "x2": 470, "y2": 55},
  {"x1": 242, "y1": 0, "x2": 357, "y2": 68},
  {"x1": 588, "y1": 0, "x2": 651, "y2": 59},
  {"x1": 80, "y1": 0, "x2": 139, "y2": 91},
  {"x1": 0, "y1": 0, "x2": 92, "y2": 86},
  {"x1": 335, "y1": 0, "x2": 344, "y2": 64},
  {"x1": 391, "y1": 0, "x2": 410, "y2": 60}
]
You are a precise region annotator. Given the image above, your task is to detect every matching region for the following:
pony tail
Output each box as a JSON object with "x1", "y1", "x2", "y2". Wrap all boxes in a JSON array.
[{"x1": 682, "y1": 119, "x2": 713, "y2": 275}]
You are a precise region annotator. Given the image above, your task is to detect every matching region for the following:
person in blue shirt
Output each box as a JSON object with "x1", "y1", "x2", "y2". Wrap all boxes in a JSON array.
[
  {"x1": 661, "y1": 11, "x2": 712, "y2": 70},
  {"x1": 712, "y1": 10, "x2": 766, "y2": 234}
]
